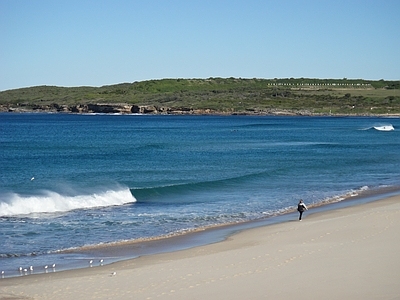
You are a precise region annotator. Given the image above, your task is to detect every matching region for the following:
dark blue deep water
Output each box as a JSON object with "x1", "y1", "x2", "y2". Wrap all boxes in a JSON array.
[{"x1": 1, "y1": 113, "x2": 399, "y2": 277}]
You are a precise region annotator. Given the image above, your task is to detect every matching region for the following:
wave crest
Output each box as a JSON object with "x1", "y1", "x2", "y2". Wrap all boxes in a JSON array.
[{"x1": 0, "y1": 188, "x2": 136, "y2": 217}]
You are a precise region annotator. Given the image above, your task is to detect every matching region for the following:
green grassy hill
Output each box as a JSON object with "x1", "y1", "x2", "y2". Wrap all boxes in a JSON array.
[{"x1": 1, "y1": 78, "x2": 399, "y2": 115}]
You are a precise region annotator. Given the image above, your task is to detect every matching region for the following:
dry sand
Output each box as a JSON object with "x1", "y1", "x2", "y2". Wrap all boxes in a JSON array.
[{"x1": 1, "y1": 195, "x2": 399, "y2": 300}]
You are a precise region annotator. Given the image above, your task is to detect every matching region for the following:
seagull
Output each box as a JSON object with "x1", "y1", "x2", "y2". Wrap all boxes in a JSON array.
[
  {"x1": 52, "y1": 263, "x2": 56, "y2": 269},
  {"x1": 1, "y1": 270, "x2": 4, "y2": 278},
  {"x1": 89, "y1": 260, "x2": 93, "y2": 267},
  {"x1": 29, "y1": 266, "x2": 33, "y2": 271},
  {"x1": 31, "y1": 177, "x2": 35, "y2": 181},
  {"x1": 110, "y1": 271, "x2": 117, "y2": 276},
  {"x1": 99, "y1": 259, "x2": 104, "y2": 265}
]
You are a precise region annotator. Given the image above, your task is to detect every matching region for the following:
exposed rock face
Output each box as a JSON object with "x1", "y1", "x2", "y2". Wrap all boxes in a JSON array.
[
  {"x1": 0, "y1": 103, "x2": 219, "y2": 115},
  {"x1": 70, "y1": 104, "x2": 134, "y2": 114}
]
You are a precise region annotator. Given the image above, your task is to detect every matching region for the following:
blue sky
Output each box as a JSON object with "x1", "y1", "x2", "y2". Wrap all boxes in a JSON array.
[{"x1": 1, "y1": 0, "x2": 399, "y2": 91}]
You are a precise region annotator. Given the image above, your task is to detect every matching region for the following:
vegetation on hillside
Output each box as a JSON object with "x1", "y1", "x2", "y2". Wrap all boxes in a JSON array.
[{"x1": 0, "y1": 78, "x2": 399, "y2": 115}]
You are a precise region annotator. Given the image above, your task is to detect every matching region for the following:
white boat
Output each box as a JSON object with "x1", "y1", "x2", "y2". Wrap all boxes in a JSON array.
[{"x1": 373, "y1": 125, "x2": 394, "y2": 131}]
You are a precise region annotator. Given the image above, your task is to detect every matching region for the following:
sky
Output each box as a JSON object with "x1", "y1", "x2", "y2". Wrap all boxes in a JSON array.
[{"x1": 1, "y1": 0, "x2": 399, "y2": 91}]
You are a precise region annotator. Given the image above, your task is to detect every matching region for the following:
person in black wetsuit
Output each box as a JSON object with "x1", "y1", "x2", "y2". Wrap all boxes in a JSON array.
[{"x1": 297, "y1": 199, "x2": 308, "y2": 221}]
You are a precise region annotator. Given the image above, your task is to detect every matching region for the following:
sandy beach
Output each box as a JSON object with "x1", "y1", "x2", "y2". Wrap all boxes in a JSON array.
[{"x1": 1, "y1": 195, "x2": 399, "y2": 300}]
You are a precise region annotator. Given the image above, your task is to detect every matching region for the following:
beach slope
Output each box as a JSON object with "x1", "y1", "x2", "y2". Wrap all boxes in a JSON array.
[{"x1": 1, "y1": 195, "x2": 399, "y2": 300}]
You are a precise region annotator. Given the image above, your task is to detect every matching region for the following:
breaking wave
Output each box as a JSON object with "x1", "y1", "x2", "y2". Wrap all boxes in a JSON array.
[{"x1": 0, "y1": 188, "x2": 136, "y2": 217}]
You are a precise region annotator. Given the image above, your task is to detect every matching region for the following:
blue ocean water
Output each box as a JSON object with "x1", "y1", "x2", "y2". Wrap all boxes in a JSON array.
[{"x1": 1, "y1": 113, "x2": 399, "y2": 277}]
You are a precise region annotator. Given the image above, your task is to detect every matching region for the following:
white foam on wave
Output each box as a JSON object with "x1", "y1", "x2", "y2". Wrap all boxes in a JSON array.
[
  {"x1": 0, "y1": 188, "x2": 136, "y2": 217},
  {"x1": 316, "y1": 186, "x2": 370, "y2": 205}
]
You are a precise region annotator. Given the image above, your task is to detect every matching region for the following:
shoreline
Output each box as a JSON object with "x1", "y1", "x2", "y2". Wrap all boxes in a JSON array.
[
  {"x1": 63, "y1": 184, "x2": 400, "y2": 251},
  {"x1": 1, "y1": 109, "x2": 400, "y2": 117},
  {"x1": 1, "y1": 185, "x2": 400, "y2": 279},
  {"x1": 1, "y1": 190, "x2": 399, "y2": 299}
]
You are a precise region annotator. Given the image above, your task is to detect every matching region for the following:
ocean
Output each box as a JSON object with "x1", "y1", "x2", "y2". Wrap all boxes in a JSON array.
[{"x1": 1, "y1": 113, "x2": 399, "y2": 277}]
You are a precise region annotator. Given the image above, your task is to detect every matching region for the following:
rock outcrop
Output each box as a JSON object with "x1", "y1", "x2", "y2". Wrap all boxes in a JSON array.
[{"x1": 0, "y1": 103, "x2": 220, "y2": 115}]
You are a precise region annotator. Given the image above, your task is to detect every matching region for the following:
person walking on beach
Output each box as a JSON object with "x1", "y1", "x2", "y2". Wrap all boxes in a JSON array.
[{"x1": 297, "y1": 199, "x2": 308, "y2": 221}]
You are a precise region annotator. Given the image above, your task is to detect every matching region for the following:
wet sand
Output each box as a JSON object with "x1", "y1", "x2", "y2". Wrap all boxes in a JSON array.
[{"x1": 1, "y1": 195, "x2": 399, "y2": 299}]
